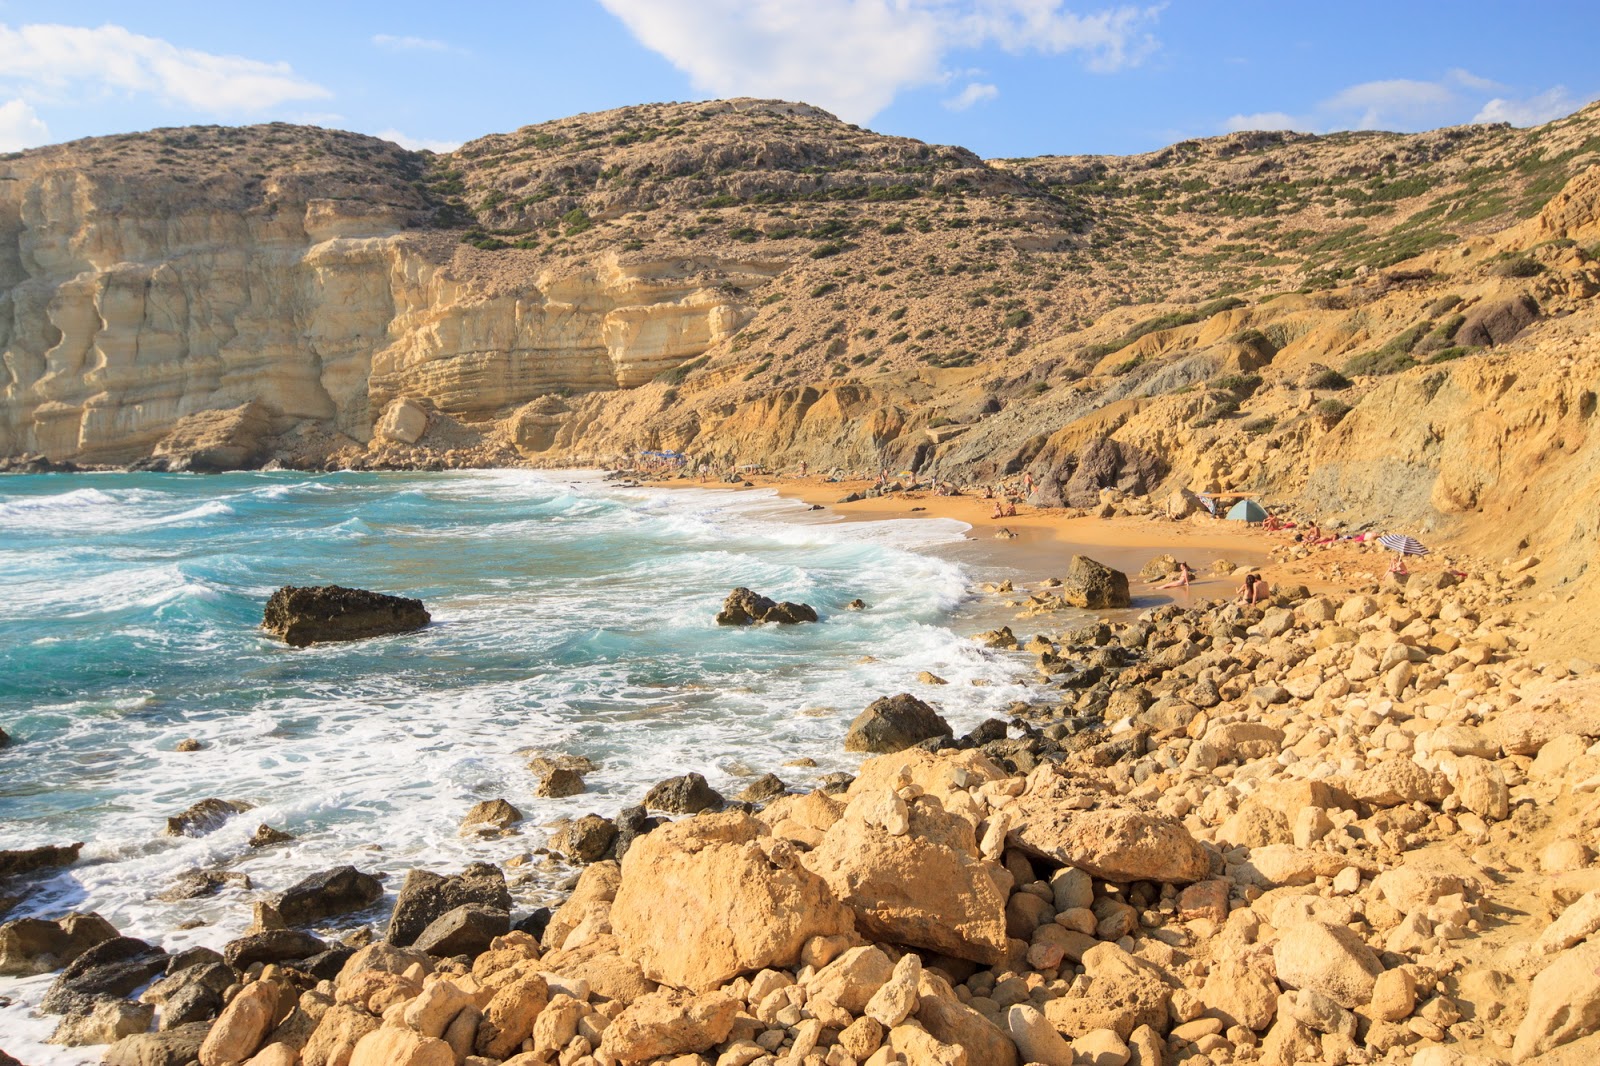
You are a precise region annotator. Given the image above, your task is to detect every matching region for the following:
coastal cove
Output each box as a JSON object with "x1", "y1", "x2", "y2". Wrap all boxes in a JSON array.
[{"x1": 0, "y1": 468, "x2": 1217, "y2": 1063}]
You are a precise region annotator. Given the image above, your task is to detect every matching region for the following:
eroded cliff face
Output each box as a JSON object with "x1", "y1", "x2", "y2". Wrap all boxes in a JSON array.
[{"x1": 0, "y1": 125, "x2": 768, "y2": 461}]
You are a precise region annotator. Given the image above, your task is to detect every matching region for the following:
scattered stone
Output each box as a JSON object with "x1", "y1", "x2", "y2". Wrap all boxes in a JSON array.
[
  {"x1": 552, "y1": 814, "x2": 619, "y2": 864},
  {"x1": 249, "y1": 824, "x2": 295, "y2": 848},
  {"x1": 1272, "y1": 921, "x2": 1383, "y2": 1009},
  {"x1": 0, "y1": 912, "x2": 118, "y2": 976},
  {"x1": 262, "y1": 585, "x2": 430, "y2": 647},
  {"x1": 734, "y1": 773, "x2": 787, "y2": 804},
  {"x1": 844, "y1": 693, "x2": 954, "y2": 753},
  {"x1": 275, "y1": 866, "x2": 383, "y2": 926},
  {"x1": 385, "y1": 863, "x2": 511, "y2": 947},
  {"x1": 537, "y1": 767, "x2": 586, "y2": 797},
  {"x1": 459, "y1": 798, "x2": 523, "y2": 836},
  {"x1": 175, "y1": 738, "x2": 202, "y2": 752},
  {"x1": 1008, "y1": 805, "x2": 1210, "y2": 884},
  {"x1": 643, "y1": 772, "x2": 725, "y2": 814},
  {"x1": 0, "y1": 842, "x2": 83, "y2": 880},
  {"x1": 222, "y1": 929, "x2": 326, "y2": 968},
  {"x1": 715, "y1": 588, "x2": 817, "y2": 625},
  {"x1": 164, "y1": 798, "x2": 253, "y2": 838}
]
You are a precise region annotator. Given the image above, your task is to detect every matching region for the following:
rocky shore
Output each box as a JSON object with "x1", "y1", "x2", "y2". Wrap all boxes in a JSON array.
[{"x1": 4, "y1": 542, "x2": 1598, "y2": 1066}]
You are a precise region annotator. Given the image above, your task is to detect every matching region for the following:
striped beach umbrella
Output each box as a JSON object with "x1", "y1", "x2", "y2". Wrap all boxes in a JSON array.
[{"x1": 1378, "y1": 534, "x2": 1430, "y2": 556}]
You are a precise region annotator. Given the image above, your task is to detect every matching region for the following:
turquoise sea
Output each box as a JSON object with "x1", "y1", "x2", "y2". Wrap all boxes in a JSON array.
[{"x1": 0, "y1": 469, "x2": 1038, "y2": 1061}]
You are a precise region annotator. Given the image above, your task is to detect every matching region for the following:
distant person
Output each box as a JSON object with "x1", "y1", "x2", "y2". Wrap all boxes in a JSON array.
[
  {"x1": 1003, "y1": 499, "x2": 1017, "y2": 517},
  {"x1": 1388, "y1": 556, "x2": 1410, "y2": 576},
  {"x1": 1237, "y1": 572, "x2": 1268, "y2": 605},
  {"x1": 1155, "y1": 562, "x2": 1193, "y2": 589},
  {"x1": 991, "y1": 500, "x2": 1005, "y2": 519}
]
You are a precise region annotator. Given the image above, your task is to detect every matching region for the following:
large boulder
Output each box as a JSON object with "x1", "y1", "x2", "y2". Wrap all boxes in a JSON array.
[
  {"x1": 262, "y1": 585, "x2": 430, "y2": 647},
  {"x1": 642, "y1": 773, "x2": 725, "y2": 814},
  {"x1": 275, "y1": 866, "x2": 384, "y2": 926},
  {"x1": 1033, "y1": 436, "x2": 1167, "y2": 509},
  {"x1": 222, "y1": 930, "x2": 327, "y2": 969},
  {"x1": 844, "y1": 694, "x2": 953, "y2": 754},
  {"x1": 802, "y1": 789, "x2": 1010, "y2": 964},
  {"x1": 386, "y1": 864, "x2": 511, "y2": 947},
  {"x1": 103, "y1": 1023, "x2": 210, "y2": 1066},
  {"x1": 1059, "y1": 556, "x2": 1131, "y2": 610},
  {"x1": 151, "y1": 402, "x2": 274, "y2": 473},
  {"x1": 1008, "y1": 805, "x2": 1210, "y2": 884},
  {"x1": 0, "y1": 912, "x2": 118, "y2": 976},
  {"x1": 715, "y1": 587, "x2": 818, "y2": 625},
  {"x1": 612, "y1": 812, "x2": 853, "y2": 992},
  {"x1": 1272, "y1": 921, "x2": 1383, "y2": 1009},
  {"x1": 412, "y1": 904, "x2": 509, "y2": 958},
  {"x1": 1514, "y1": 941, "x2": 1600, "y2": 1062},
  {"x1": 41, "y1": 936, "x2": 169, "y2": 1014},
  {"x1": 599, "y1": 989, "x2": 741, "y2": 1063}
]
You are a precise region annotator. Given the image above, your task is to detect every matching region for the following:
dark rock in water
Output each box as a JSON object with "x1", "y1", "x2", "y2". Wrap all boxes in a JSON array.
[
  {"x1": 413, "y1": 903, "x2": 509, "y2": 958},
  {"x1": 140, "y1": 961, "x2": 232, "y2": 1030},
  {"x1": 0, "y1": 841, "x2": 83, "y2": 879},
  {"x1": 0, "y1": 912, "x2": 118, "y2": 976},
  {"x1": 459, "y1": 798, "x2": 522, "y2": 836},
  {"x1": 162, "y1": 946, "x2": 224, "y2": 977},
  {"x1": 715, "y1": 587, "x2": 818, "y2": 626},
  {"x1": 249, "y1": 824, "x2": 295, "y2": 848},
  {"x1": 156, "y1": 869, "x2": 250, "y2": 902},
  {"x1": 512, "y1": 907, "x2": 552, "y2": 943},
  {"x1": 551, "y1": 815, "x2": 619, "y2": 865},
  {"x1": 174, "y1": 738, "x2": 201, "y2": 752},
  {"x1": 222, "y1": 929, "x2": 326, "y2": 968},
  {"x1": 1059, "y1": 555, "x2": 1131, "y2": 610},
  {"x1": 157, "y1": 980, "x2": 222, "y2": 1029},
  {"x1": 0, "y1": 725, "x2": 9, "y2": 748},
  {"x1": 163, "y1": 798, "x2": 252, "y2": 838},
  {"x1": 612, "y1": 806, "x2": 661, "y2": 862},
  {"x1": 0, "y1": 452, "x2": 80, "y2": 474},
  {"x1": 102, "y1": 1022, "x2": 210, "y2": 1066},
  {"x1": 275, "y1": 866, "x2": 384, "y2": 926},
  {"x1": 844, "y1": 693, "x2": 953, "y2": 753},
  {"x1": 41, "y1": 936, "x2": 168, "y2": 1014},
  {"x1": 846, "y1": 598, "x2": 867, "y2": 611},
  {"x1": 0, "y1": 1050, "x2": 19, "y2": 1066},
  {"x1": 961, "y1": 719, "x2": 1011, "y2": 747},
  {"x1": 536, "y1": 767, "x2": 586, "y2": 798},
  {"x1": 386, "y1": 863, "x2": 510, "y2": 947},
  {"x1": 262, "y1": 584, "x2": 430, "y2": 647},
  {"x1": 643, "y1": 772, "x2": 725, "y2": 814},
  {"x1": 735, "y1": 774, "x2": 787, "y2": 804}
]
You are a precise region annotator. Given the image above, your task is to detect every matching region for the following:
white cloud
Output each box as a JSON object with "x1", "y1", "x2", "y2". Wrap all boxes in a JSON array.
[
  {"x1": 944, "y1": 82, "x2": 999, "y2": 110},
  {"x1": 0, "y1": 97, "x2": 50, "y2": 151},
  {"x1": 372, "y1": 34, "x2": 457, "y2": 53},
  {"x1": 0, "y1": 23, "x2": 330, "y2": 113},
  {"x1": 1225, "y1": 72, "x2": 1595, "y2": 136},
  {"x1": 598, "y1": 0, "x2": 1160, "y2": 124},
  {"x1": 1222, "y1": 110, "x2": 1309, "y2": 134},
  {"x1": 1474, "y1": 86, "x2": 1598, "y2": 127},
  {"x1": 376, "y1": 128, "x2": 462, "y2": 153}
]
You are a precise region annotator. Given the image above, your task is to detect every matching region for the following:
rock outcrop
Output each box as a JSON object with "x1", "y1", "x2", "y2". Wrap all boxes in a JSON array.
[
  {"x1": 262, "y1": 585, "x2": 430, "y2": 646},
  {"x1": 714, "y1": 588, "x2": 818, "y2": 626}
]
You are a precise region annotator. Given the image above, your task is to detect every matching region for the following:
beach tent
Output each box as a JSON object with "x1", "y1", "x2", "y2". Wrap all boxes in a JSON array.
[{"x1": 1226, "y1": 499, "x2": 1268, "y2": 524}]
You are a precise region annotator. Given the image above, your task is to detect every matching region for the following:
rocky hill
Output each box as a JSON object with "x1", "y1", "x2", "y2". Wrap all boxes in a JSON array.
[{"x1": 2, "y1": 98, "x2": 1598, "y2": 649}]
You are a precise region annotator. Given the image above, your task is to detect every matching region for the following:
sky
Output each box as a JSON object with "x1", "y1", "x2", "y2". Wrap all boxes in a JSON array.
[{"x1": 1, "y1": 2, "x2": 1597, "y2": 160}]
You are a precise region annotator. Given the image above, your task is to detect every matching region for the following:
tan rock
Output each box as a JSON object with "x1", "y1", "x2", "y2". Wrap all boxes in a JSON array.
[
  {"x1": 1449, "y1": 755, "x2": 1510, "y2": 820},
  {"x1": 1006, "y1": 1004, "x2": 1074, "y2": 1066},
  {"x1": 1043, "y1": 942, "x2": 1170, "y2": 1039},
  {"x1": 1073, "y1": 1028, "x2": 1131, "y2": 1066},
  {"x1": 1368, "y1": 968, "x2": 1416, "y2": 1022},
  {"x1": 243, "y1": 1045, "x2": 299, "y2": 1066},
  {"x1": 1514, "y1": 941, "x2": 1600, "y2": 1062},
  {"x1": 1343, "y1": 759, "x2": 1450, "y2": 807},
  {"x1": 612, "y1": 811, "x2": 852, "y2": 991},
  {"x1": 838, "y1": 1015, "x2": 885, "y2": 1060},
  {"x1": 349, "y1": 1028, "x2": 455, "y2": 1066},
  {"x1": 887, "y1": 1022, "x2": 968, "y2": 1066},
  {"x1": 803, "y1": 944, "x2": 895, "y2": 1013},
  {"x1": 917, "y1": 970, "x2": 1018, "y2": 1066},
  {"x1": 302, "y1": 1005, "x2": 380, "y2": 1066},
  {"x1": 199, "y1": 980, "x2": 280, "y2": 1066},
  {"x1": 1007, "y1": 805, "x2": 1210, "y2": 884},
  {"x1": 1200, "y1": 957, "x2": 1278, "y2": 1031},
  {"x1": 539, "y1": 932, "x2": 656, "y2": 1002},
  {"x1": 474, "y1": 967, "x2": 548, "y2": 1059},
  {"x1": 804, "y1": 792, "x2": 1009, "y2": 964},
  {"x1": 864, "y1": 952, "x2": 921, "y2": 1027},
  {"x1": 403, "y1": 978, "x2": 472, "y2": 1038},
  {"x1": 1272, "y1": 921, "x2": 1383, "y2": 1009},
  {"x1": 599, "y1": 988, "x2": 740, "y2": 1063}
]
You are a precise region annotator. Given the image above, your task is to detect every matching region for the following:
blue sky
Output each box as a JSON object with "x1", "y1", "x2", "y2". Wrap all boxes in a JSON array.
[{"x1": 2, "y1": 2, "x2": 1597, "y2": 158}]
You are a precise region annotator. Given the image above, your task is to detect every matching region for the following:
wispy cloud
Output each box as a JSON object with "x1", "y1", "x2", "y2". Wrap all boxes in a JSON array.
[
  {"x1": 1224, "y1": 69, "x2": 1595, "y2": 135},
  {"x1": 944, "y1": 82, "x2": 999, "y2": 111},
  {"x1": 0, "y1": 23, "x2": 330, "y2": 113},
  {"x1": 376, "y1": 128, "x2": 462, "y2": 153},
  {"x1": 371, "y1": 34, "x2": 460, "y2": 54},
  {"x1": 598, "y1": 0, "x2": 1161, "y2": 124},
  {"x1": 0, "y1": 97, "x2": 49, "y2": 151}
]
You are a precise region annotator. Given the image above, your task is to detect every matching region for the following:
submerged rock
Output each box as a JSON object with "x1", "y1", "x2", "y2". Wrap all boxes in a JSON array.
[
  {"x1": 163, "y1": 798, "x2": 253, "y2": 838},
  {"x1": 715, "y1": 587, "x2": 818, "y2": 625},
  {"x1": 0, "y1": 841, "x2": 83, "y2": 879},
  {"x1": 262, "y1": 584, "x2": 431, "y2": 647}
]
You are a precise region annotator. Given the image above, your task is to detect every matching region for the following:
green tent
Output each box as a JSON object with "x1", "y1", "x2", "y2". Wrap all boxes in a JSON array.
[{"x1": 1226, "y1": 499, "x2": 1268, "y2": 524}]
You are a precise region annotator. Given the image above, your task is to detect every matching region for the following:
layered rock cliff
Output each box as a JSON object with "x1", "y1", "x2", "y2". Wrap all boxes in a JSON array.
[{"x1": 3, "y1": 100, "x2": 1599, "y2": 648}]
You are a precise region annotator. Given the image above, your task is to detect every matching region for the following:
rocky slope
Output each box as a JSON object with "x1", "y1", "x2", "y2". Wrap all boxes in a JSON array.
[{"x1": 3, "y1": 99, "x2": 1599, "y2": 650}]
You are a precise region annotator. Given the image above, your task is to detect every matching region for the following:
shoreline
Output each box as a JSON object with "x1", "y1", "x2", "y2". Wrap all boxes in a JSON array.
[{"x1": 3, "y1": 468, "x2": 1591, "y2": 1066}]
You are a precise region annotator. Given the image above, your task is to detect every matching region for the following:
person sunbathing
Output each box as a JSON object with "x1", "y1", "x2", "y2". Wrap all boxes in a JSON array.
[{"x1": 1155, "y1": 562, "x2": 1194, "y2": 589}]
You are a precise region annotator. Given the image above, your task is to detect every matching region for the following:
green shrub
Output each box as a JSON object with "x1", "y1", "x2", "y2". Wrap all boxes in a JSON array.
[
  {"x1": 1031, "y1": 381, "x2": 1051, "y2": 395},
  {"x1": 882, "y1": 221, "x2": 906, "y2": 235},
  {"x1": 1423, "y1": 294, "x2": 1463, "y2": 316},
  {"x1": 742, "y1": 359, "x2": 771, "y2": 381},
  {"x1": 811, "y1": 242, "x2": 846, "y2": 259},
  {"x1": 1490, "y1": 255, "x2": 1543, "y2": 277},
  {"x1": 1305, "y1": 368, "x2": 1352, "y2": 390},
  {"x1": 1315, "y1": 398, "x2": 1352, "y2": 421},
  {"x1": 561, "y1": 208, "x2": 592, "y2": 235},
  {"x1": 1426, "y1": 346, "x2": 1475, "y2": 363},
  {"x1": 1241, "y1": 417, "x2": 1276, "y2": 435},
  {"x1": 1003, "y1": 309, "x2": 1033, "y2": 329},
  {"x1": 1415, "y1": 313, "x2": 1467, "y2": 352},
  {"x1": 1113, "y1": 356, "x2": 1145, "y2": 375},
  {"x1": 809, "y1": 282, "x2": 839, "y2": 298},
  {"x1": 1209, "y1": 373, "x2": 1263, "y2": 397}
]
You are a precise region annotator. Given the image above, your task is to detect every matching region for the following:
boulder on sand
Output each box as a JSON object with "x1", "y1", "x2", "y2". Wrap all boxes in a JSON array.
[
  {"x1": 1059, "y1": 555, "x2": 1131, "y2": 610},
  {"x1": 262, "y1": 585, "x2": 430, "y2": 647},
  {"x1": 715, "y1": 588, "x2": 818, "y2": 625},
  {"x1": 1007, "y1": 805, "x2": 1210, "y2": 884},
  {"x1": 844, "y1": 693, "x2": 953, "y2": 754}
]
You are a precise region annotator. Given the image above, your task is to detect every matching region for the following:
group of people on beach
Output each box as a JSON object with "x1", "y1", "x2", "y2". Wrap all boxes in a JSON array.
[{"x1": 1150, "y1": 560, "x2": 1269, "y2": 604}]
